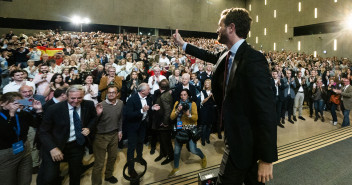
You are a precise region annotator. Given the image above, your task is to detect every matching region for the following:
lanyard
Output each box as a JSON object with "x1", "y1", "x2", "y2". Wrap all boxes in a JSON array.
[{"x1": 0, "y1": 112, "x2": 21, "y2": 140}]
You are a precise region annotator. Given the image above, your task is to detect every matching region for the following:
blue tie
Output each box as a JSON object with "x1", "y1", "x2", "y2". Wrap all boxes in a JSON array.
[{"x1": 73, "y1": 107, "x2": 85, "y2": 145}]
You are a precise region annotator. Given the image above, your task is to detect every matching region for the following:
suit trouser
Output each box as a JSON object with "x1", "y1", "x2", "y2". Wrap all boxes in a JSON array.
[
  {"x1": 158, "y1": 130, "x2": 174, "y2": 157},
  {"x1": 91, "y1": 131, "x2": 119, "y2": 185},
  {"x1": 28, "y1": 126, "x2": 40, "y2": 167},
  {"x1": 293, "y1": 92, "x2": 304, "y2": 117},
  {"x1": 37, "y1": 141, "x2": 85, "y2": 185},
  {"x1": 127, "y1": 120, "x2": 147, "y2": 171},
  {"x1": 275, "y1": 97, "x2": 282, "y2": 125},
  {"x1": 308, "y1": 97, "x2": 314, "y2": 116},
  {"x1": 217, "y1": 144, "x2": 264, "y2": 185},
  {"x1": 281, "y1": 96, "x2": 294, "y2": 119},
  {"x1": 0, "y1": 141, "x2": 32, "y2": 185}
]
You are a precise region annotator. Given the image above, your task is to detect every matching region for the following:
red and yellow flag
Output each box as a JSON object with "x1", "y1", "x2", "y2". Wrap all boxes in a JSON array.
[{"x1": 37, "y1": 46, "x2": 63, "y2": 57}]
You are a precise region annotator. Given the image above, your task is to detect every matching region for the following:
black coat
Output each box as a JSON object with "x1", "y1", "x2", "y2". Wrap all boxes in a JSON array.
[{"x1": 185, "y1": 41, "x2": 278, "y2": 169}]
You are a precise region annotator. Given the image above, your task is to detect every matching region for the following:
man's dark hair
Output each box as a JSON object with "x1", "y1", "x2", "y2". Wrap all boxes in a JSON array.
[
  {"x1": 53, "y1": 87, "x2": 68, "y2": 98},
  {"x1": 48, "y1": 59, "x2": 56, "y2": 65},
  {"x1": 107, "y1": 85, "x2": 120, "y2": 93},
  {"x1": 221, "y1": 8, "x2": 252, "y2": 39},
  {"x1": 10, "y1": 69, "x2": 23, "y2": 77},
  {"x1": 159, "y1": 79, "x2": 170, "y2": 91}
]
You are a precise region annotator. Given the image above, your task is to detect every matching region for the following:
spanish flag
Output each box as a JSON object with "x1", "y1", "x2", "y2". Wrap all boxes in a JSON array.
[{"x1": 37, "y1": 46, "x2": 63, "y2": 57}]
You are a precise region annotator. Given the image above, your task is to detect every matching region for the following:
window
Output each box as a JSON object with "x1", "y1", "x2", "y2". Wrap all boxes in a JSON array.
[
  {"x1": 285, "y1": 24, "x2": 288, "y2": 33},
  {"x1": 274, "y1": 42, "x2": 276, "y2": 51},
  {"x1": 315, "y1": 8, "x2": 318, "y2": 18},
  {"x1": 249, "y1": 4, "x2": 252, "y2": 11},
  {"x1": 334, "y1": 39, "x2": 337, "y2": 51},
  {"x1": 274, "y1": 10, "x2": 277, "y2": 18},
  {"x1": 264, "y1": 28, "x2": 267, "y2": 35},
  {"x1": 298, "y1": 41, "x2": 301, "y2": 51},
  {"x1": 248, "y1": 31, "x2": 251, "y2": 38},
  {"x1": 256, "y1": 37, "x2": 258, "y2": 44},
  {"x1": 265, "y1": 0, "x2": 267, "y2": 5},
  {"x1": 256, "y1": 15, "x2": 259, "y2": 22}
]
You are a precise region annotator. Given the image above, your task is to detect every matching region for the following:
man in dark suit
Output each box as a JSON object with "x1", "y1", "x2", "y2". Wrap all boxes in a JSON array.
[
  {"x1": 173, "y1": 8, "x2": 277, "y2": 184},
  {"x1": 42, "y1": 87, "x2": 68, "y2": 113},
  {"x1": 272, "y1": 70, "x2": 285, "y2": 128},
  {"x1": 281, "y1": 70, "x2": 296, "y2": 124},
  {"x1": 172, "y1": 73, "x2": 198, "y2": 103},
  {"x1": 123, "y1": 83, "x2": 155, "y2": 177},
  {"x1": 37, "y1": 85, "x2": 97, "y2": 185}
]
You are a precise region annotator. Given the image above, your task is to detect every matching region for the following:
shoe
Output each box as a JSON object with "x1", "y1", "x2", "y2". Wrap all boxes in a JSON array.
[
  {"x1": 333, "y1": 122, "x2": 338, "y2": 126},
  {"x1": 105, "y1": 176, "x2": 118, "y2": 184},
  {"x1": 293, "y1": 116, "x2": 297, "y2": 121},
  {"x1": 206, "y1": 139, "x2": 210, "y2": 144},
  {"x1": 168, "y1": 168, "x2": 179, "y2": 177},
  {"x1": 309, "y1": 115, "x2": 313, "y2": 118},
  {"x1": 201, "y1": 141, "x2": 205, "y2": 146},
  {"x1": 32, "y1": 166, "x2": 39, "y2": 174},
  {"x1": 128, "y1": 169, "x2": 138, "y2": 178},
  {"x1": 281, "y1": 119, "x2": 285, "y2": 124},
  {"x1": 288, "y1": 119, "x2": 294, "y2": 124},
  {"x1": 314, "y1": 117, "x2": 318, "y2": 121},
  {"x1": 321, "y1": 117, "x2": 325, "y2": 122},
  {"x1": 218, "y1": 134, "x2": 222, "y2": 139},
  {"x1": 81, "y1": 162, "x2": 94, "y2": 176},
  {"x1": 201, "y1": 156, "x2": 207, "y2": 168},
  {"x1": 154, "y1": 155, "x2": 164, "y2": 162},
  {"x1": 161, "y1": 156, "x2": 174, "y2": 165},
  {"x1": 298, "y1": 116, "x2": 306, "y2": 121},
  {"x1": 150, "y1": 148, "x2": 155, "y2": 155},
  {"x1": 278, "y1": 123, "x2": 285, "y2": 128}
]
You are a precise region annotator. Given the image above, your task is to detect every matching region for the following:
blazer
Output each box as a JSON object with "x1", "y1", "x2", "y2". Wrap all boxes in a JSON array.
[
  {"x1": 282, "y1": 77, "x2": 296, "y2": 99},
  {"x1": 173, "y1": 83, "x2": 198, "y2": 103},
  {"x1": 39, "y1": 100, "x2": 98, "y2": 152},
  {"x1": 272, "y1": 78, "x2": 285, "y2": 101},
  {"x1": 123, "y1": 93, "x2": 152, "y2": 126},
  {"x1": 99, "y1": 76, "x2": 123, "y2": 101},
  {"x1": 341, "y1": 85, "x2": 352, "y2": 110},
  {"x1": 185, "y1": 41, "x2": 278, "y2": 169},
  {"x1": 294, "y1": 77, "x2": 306, "y2": 94}
]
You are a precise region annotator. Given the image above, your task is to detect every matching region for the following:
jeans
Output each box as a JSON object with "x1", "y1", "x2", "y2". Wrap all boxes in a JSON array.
[
  {"x1": 330, "y1": 103, "x2": 338, "y2": 122},
  {"x1": 174, "y1": 138, "x2": 204, "y2": 168},
  {"x1": 341, "y1": 102, "x2": 350, "y2": 127},
  {"x1": 314, "y1": 99, "x2": 324, "y2": 117}
]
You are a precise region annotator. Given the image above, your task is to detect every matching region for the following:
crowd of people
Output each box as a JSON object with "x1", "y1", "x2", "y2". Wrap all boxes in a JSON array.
[{"x1": 0, "y1": 29, "x2": 351, "y2": 185}]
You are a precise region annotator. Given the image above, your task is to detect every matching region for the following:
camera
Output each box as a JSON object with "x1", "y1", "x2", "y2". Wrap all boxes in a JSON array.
[{"x1": 180, "y1": 102, "x2": 190, "y2": 111}]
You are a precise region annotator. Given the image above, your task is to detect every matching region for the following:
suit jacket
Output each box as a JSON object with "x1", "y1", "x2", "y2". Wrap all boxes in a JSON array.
[
  {"x1": 272, "y1": 78, "x2": 284, "y2": 101},
  {"x1": 42, "y1": 99, "x2": 56, "y2": 113},
  {"x1": 99, "y1": 76, "x2": 123, "y2": 101},
  {"x1": 341, "y1": 85, "x2": 352, "y2": 110},
  {"x1": 185, "y1": 41, "x2": 277, "y2": 169},
  {"x1": 294, "y1": 77, "x2": 306, "y2": 94},
  {"x1": 173, "y1": 83, "x2": 198, "y2": 103},
  {"x1": 123, "y1": 93, "x2": 152, "y2": 129},
  {"x1": 282, "y1": 77, "x2": 296, "y2": 99},
  {"x1": 39, "y1": 100, "x2": 98, "y2": 152}
]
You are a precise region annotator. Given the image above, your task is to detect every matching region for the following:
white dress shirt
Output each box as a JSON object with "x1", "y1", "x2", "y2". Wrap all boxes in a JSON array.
[
  {"x1": 138, "y1": 93, "x2": 147, "y2": 120},
  {"x1": 67, "y1": 103, "x2": 81, "y2": 142}
]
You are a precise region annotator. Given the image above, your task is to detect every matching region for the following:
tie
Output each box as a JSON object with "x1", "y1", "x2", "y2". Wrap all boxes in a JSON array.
[
  {"x1": 220, "y1": 51, "x2": 232, "y2": 128},
  {"x1": 73, "y1": 107, "x2": 85, "y2": 145}
]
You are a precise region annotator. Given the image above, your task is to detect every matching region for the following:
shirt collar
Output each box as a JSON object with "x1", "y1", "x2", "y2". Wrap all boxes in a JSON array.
[
  {"x1": 53, "y1": 97, "x2": 59, "y2": 103},
  {"x1": 67, "y1": 103, "x2": 81, "y2": 110},
  {"x1": 229, "y1": 39, "x2": 245, "y2": 57},
  {"x1": 105, "y1": 99, "x2": 118, "y2": 105},
  {"x1": 138, "y1": 93, "x2": 146, "y2": 100}
]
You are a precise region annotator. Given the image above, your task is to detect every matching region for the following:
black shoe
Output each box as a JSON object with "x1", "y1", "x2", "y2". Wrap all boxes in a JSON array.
[
  {"x1": 105, "y1": 176, "x2": 118, "y2": 184},
  {"x1": 150, "y1": 148, "x2": 155, "y2": 155},
  {"x1": 281, "y1": 119, "x2": 285, "y2": 124},
  {"x1": 128, "y1": 169, "x2": 138, "y2": 178},
  {"x1": 206, "y1": 139, "x2": 210, "y2": 144},
  {"x1": 278, "y1": 123, "x2": 285, "y2": 128},
  {"x1": 298, "y1": 116, "x2": 306, "y2": 120},
  {"x1": 81, "y1": 162, "x2": 94, "y2": 176},
  {"x1": 161, "y1": 156, "x2": 174, "y2": 165},
  {"x1": 154, "y1": 155, "x2": 164, "y2": 162},
  {"x1": 32, "y1": 166, "x2": 39, "y2": 174},
  {"x1": 218, "y1": 134, "x2": 222, "y2": 139},
  {"x1": 288, "y1": 119, "x2": 294, "y2": 124},
  {"x1": 309, "y1": 115, "x2": 313, "y2": 118},
  {"x1": 321, "y1": 117, "x2": 325, "y2": 122},
  {"x1": 201, "y1": 141, "x2": 205, "y2": 146},
  {"x1": 293, "y1": 116, "x2": 297, "y2": 121},
  {"x1": 314, "y1": 117, "x2": 318, "y2": 121}
]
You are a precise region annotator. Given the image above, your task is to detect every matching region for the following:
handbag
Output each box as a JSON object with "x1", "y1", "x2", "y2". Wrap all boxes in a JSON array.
[
  {"x1": 330, "y1": 94, "x2": 341, "y2": 105},
  {"x1": 175, "y1": 129, "x2": 191, "y2": 144},
  {"x1": 189, "y1": 126, "x2": 202, "y2": 142}
]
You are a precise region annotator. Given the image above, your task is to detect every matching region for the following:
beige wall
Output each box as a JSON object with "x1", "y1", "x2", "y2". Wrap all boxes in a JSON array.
[
  {"x1": 0, "y1": 0, "x2": 245, "y2": 33},
  {"x1": 245, "y1": 0, "x2": 352, "y2": 59}
]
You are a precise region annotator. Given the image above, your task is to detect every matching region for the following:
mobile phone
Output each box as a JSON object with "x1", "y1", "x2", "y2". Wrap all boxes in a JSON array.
[
  {"x1": 74, "y1": 70, "x2": 78, "y2": 74},
  {"x1": 17, "y1": 99, "x2": 33, "y2": 106}
]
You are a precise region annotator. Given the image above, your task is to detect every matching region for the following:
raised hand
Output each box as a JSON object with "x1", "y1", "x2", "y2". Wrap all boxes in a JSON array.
[{"x1": 172, "y1": 29, "x2": 185, "y2": 47}]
